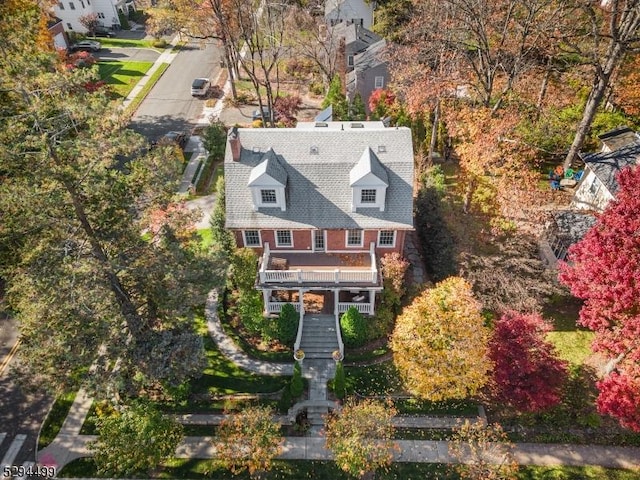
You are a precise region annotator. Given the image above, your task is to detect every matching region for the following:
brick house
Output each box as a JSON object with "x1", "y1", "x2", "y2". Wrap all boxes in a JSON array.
[{"x1": 224, "y1": 121, "x2": 414, "y2": 356}]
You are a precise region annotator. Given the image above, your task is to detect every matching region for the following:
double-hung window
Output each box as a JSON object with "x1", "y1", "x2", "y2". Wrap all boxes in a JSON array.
[
  {"x1": 374, "y1": 76, "x2": 384, "y2": 89},
  {"x1": 346, "y1": 229, "x2": 363, "y2": 247},
  {"x1": 243, "y1": 230, "x2": 261, "y2": 247},
  {"x1": 276, "y1": 230, "x2": 293, "y2": 247},
  {"x1": 378, "y1": 230, "x2": 395, "y2": 247}
]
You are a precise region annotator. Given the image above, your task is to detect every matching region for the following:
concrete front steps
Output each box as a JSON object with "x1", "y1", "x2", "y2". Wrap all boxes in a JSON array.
[{"x1": 299, "y1": 314, "x2": 340, "y2": 360}]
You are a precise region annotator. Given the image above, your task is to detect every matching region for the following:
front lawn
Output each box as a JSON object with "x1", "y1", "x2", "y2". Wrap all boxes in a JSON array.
[{"x1": 98, "y1": 60, "x2": 153, "y2": 99}]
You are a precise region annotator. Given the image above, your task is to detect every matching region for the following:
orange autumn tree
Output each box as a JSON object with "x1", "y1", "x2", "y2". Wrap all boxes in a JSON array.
[{"x1": 391, "y1": 277, "x2": 491, "y2": 401}]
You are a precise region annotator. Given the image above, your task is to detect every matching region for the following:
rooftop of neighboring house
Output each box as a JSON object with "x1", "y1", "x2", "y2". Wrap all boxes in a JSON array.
[
  {"x1": 331, "y1": 22, "x2": 382, "y2": 49},
  {"x1": 224, "y1": 122, "x2": 414, "y2": 231},
  {"x1": 550, "y1": 210, "x2": 598, "y2": 245},
  {"x1": 580, "y1": 127, "x2": 640, "y2": 195},
  {"x1": 351, "y1": 39, "x2": 387, "y2": 71}
]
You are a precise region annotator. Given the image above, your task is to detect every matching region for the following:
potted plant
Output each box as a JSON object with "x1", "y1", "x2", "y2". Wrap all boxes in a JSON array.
[
  {"x1": 332, "y1": 350, "x2": 343, "y2": 362},
  {"x1": 294, "y1": 349, "x2": 305, "y2": 361}
]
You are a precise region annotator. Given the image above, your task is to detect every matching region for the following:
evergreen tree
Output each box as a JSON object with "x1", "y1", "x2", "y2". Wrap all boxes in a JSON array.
[
  {"x1": 321, "y1": 75, "x2": 348, "y2": 120},
  {"x1": 349, "y1": 92, "x2": 366, "y2": 121}
]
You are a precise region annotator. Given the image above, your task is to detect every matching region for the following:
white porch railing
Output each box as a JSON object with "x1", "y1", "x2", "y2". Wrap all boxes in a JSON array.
[
  {"x1": 258, "y1": 242, "x2": 379, "y2": 285},
  {"x1": 338, "y1": 302, "x2": 373, "y2": 314},
  {"x1": 266, "y1": 302, "x2": 301, "y2": 314}
]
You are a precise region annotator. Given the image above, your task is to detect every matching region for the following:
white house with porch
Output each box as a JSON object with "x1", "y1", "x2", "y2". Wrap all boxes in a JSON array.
[{"x1": 224, "y1": 121, "x2": 414, "y2": 359}]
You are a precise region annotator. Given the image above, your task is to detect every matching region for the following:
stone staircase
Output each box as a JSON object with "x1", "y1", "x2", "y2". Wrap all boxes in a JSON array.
[{"x1": 299, "y1": 314, "x2": 340, "y2": 359}]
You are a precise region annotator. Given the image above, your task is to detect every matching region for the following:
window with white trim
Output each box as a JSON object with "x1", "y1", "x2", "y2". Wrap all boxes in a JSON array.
[
  {"x1": 361, "y1": 189, "x2": 376, "y2": 203},
  {"x1": 346, "y1": 229, "x2": 363, "y2": 247},
  {"x1": 276, "y1": 230, "x2": 293, "y2": 247},
  {"x1": 69, "y1": 1, "x2": 75, "y2": 9},
  {"x1": 98, "y1": 11, "x2": 105, "y2": 18},
  {"x1": 348, "y1": 55, "x2": 354, "y2": 67},
  {"x1": 374, "y1": 76, "x2": 384, "y2": 89},
  {"x1": 261, "y1": 189, "x2": 277, "y2": 204},
  {"x1": 67, "y1": 22, "x2": 73, "y2": 29},
  {"x1": 243, "y1": 230, "x2": 261, "y2": 247},
  {"x1": 378, "y1": 230, "x2": 395, "y2": 247},
  {"x1": 58, "y1": 2, "x2": 64, "y2": 8},
  {"x1": 80, "y1": 0, "x2": 84, "y2": 8}
]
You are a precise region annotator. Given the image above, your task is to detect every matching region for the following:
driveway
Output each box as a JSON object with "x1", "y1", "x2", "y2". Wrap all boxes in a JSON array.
[{"x1": 96, "y1": 47, "x2": 160, "y2": 62}]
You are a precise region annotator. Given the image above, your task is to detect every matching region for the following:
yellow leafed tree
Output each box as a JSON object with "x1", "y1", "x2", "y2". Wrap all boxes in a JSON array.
[{"x1": 390, "y1": 277, "x2": 491, "y2": 401}]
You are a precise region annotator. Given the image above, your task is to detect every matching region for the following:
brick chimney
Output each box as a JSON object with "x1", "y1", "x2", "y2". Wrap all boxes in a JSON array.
[{"x1": 228, "y1": 126, "x2": 241, "y2": 161}]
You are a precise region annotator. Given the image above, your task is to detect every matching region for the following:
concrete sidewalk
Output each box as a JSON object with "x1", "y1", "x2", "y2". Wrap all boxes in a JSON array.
[{"x1": 121, "y1": 35, "x2": 181, "y2": 111}]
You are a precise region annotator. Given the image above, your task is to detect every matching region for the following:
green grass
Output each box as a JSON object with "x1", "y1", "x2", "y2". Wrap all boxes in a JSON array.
[
  {"x1": 58, "y1": 458, "x2": 640, "y2": 480},
  {"x1": 345, "y1": 362, "x2": 478, "y2": 415},
  {"x1": 97, "y1": 38, "x2": 159, "y2": 49},
  {"x1": 543, "y1": 294, "x2": 594, "y2": 365},
  {"x1": 168, "y1": 314, "x2": 288, "y2": 412},
  {"x1": 38, "y1": 391, "x2": 77, "y2": 448},
  {"x1": 98, "y1": 60, "x2": 153, "y2": 98},
  {"x1": 123, "y1": 63, "x2": 169, "y2": 116}
]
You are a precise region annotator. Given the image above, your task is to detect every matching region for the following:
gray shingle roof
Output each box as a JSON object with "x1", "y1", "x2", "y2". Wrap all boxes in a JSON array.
[
  {"x1": 247, "y1": 149, "x2": 288, "y2": 186},
  {"x1": 551, "y1": 210, "x2": 597, "y2": 245},
  {"x1": 353, "y1": 39, "x2": 386, "y2": 72},
  {"x1": 225, "y1": 123, "x2": 414, "y2": 230},
  {"x1": 581, "y1": 142, "x2": 640, "y2": 195},
  {"x1": 350, "y1": 147, "x2": 389, "y2": 186}
]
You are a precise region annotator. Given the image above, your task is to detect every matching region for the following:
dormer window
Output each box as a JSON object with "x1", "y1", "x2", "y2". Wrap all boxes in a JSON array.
[
  {"x1": 247, "y1": 149, "x2": 287, "y2": 211},
  {"x1": 349, "y1": 148, "x2": 389, "y2": 212},
  {"x1": 361, "y1": 189, "x2": 376, "y2": 203},
  {"x1": 261, "y1": 189, "x2": 277, "y2": 203}
]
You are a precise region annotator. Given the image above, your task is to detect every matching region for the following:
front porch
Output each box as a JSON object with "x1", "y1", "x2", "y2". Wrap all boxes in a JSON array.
[{"x1": 265, "y1": 289, "x2": 376, "y2": 316}]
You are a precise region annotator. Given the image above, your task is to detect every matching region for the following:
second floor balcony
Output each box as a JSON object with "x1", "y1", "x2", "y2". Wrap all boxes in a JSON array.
[{"x1": 258, "y1": 242, "x2": 380, "y2": 287}]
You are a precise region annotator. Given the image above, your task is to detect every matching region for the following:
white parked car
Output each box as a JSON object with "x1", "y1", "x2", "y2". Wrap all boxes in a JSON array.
[
  {"x1": 191, "y1": 78, "x2": 210, "y2": 97},
  {"x1": 70, "y1": 40, "x2": 101, "y2": 52}
]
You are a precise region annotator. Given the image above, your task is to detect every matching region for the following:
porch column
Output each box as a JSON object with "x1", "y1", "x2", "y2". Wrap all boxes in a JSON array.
[
  {"x1": 369, "y1": 289, "x2": 376, "y2": 315},
  {"x1": 333, "y1": 288, "x2": 339, "y2": 318},
  {"x1": 262, "y1": 289, "x2": 271, "y2": 315},
  {"x1": 298, "y1": 289, "x2": 305, "y2": 316}
]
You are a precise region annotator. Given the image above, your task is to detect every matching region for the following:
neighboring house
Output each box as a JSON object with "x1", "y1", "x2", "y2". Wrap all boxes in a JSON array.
[
  {"x1": 224, "y1": 121, "x2": 414, "y2": 346},
  {"x1": 571, "y1": 127, "x2": 640, "y2": 212},
  {"x1": 331, "y1": 22, "x2": 382, "y2": 73},
  {"x1": 48, "y1": 16, "x2": 69, "y2": 51},
  {"x1": 346, "y1": 39, "x2": 389, "y2": 113},
  {"x1": 325, "y1": 0, "x2": 375, "y2": 30},
  {"x1": 540, "y1": 127, "x2": 640, "y2": 268},
  {"x1": 52, "y1": 0, "x2": 135, "y2": 33}
]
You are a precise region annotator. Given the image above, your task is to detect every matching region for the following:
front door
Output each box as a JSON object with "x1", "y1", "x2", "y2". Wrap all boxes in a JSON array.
[{"x1": 314, "y1": 230, "x2": 325, "y2": 251}]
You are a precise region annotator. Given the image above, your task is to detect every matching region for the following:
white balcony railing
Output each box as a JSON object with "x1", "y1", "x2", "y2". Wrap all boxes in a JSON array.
[
  {"x1": 258, "y1": 242, "x2": 378, "y2": 285},
  {"x1": 338, "y1": 302, "x2": 373, "y2": 314}
]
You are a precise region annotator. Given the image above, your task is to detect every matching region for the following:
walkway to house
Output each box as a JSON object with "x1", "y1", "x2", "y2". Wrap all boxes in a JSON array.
[{"x1": 36, "y1": 287, "x2": 640, "y2": 472}]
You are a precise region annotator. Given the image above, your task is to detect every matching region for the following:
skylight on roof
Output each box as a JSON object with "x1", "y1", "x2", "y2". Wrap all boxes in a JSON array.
[
  {"x1": 310, "y1": 146, "x2": 319, "y2": 154},
  {"x1": 315, "y1": 122, "x2": 328, "y2": 127},
  {"x1": 378, "y1": 145, "x2": 387, "y2": 153},
  {"x1": 350, "y1": 123, "x2": 364, "y2": 128}
]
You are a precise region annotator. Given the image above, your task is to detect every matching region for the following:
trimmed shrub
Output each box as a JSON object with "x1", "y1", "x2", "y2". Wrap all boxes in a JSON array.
[
  {"x1": 333, "y1": 361, "x2": 345, "y2": 400},
  {"x1": 271, "y1": 303, "x2": 298, "y2": 345},
  {"x1": 278, "y1": 386, "x2": 293, "y2": 413},
  {"x1": 340, "y1": 306, "x2": 367, "y2": 348},
  {"x1": 290, "y1": 362, "x2": 304, "y2": 398}
]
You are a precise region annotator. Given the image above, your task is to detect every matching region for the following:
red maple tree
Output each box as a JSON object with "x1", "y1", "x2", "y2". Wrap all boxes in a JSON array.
[
  {"x1": 489, "y1": 311, "x2": 568, "y2": 412},
  {"x1": 559, "y1": 165, "x2": 640, "y2": 431}
]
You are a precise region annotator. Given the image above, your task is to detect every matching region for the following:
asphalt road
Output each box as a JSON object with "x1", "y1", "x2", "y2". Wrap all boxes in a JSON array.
[
  {"x1": 129, "y1": 40, "x2": 221, "y2": 141},
  {"x1": 0, "y1": 309, "x2": 53, "y2": 473}
]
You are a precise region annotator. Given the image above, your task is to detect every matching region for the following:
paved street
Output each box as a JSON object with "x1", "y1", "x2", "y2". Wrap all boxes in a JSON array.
[
  {"x1": 129, "y1": 39, "x2": 222, "y2": 141},
  {"x1": 0, "y1": 312, "x2": 53, "y2": 477}
]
